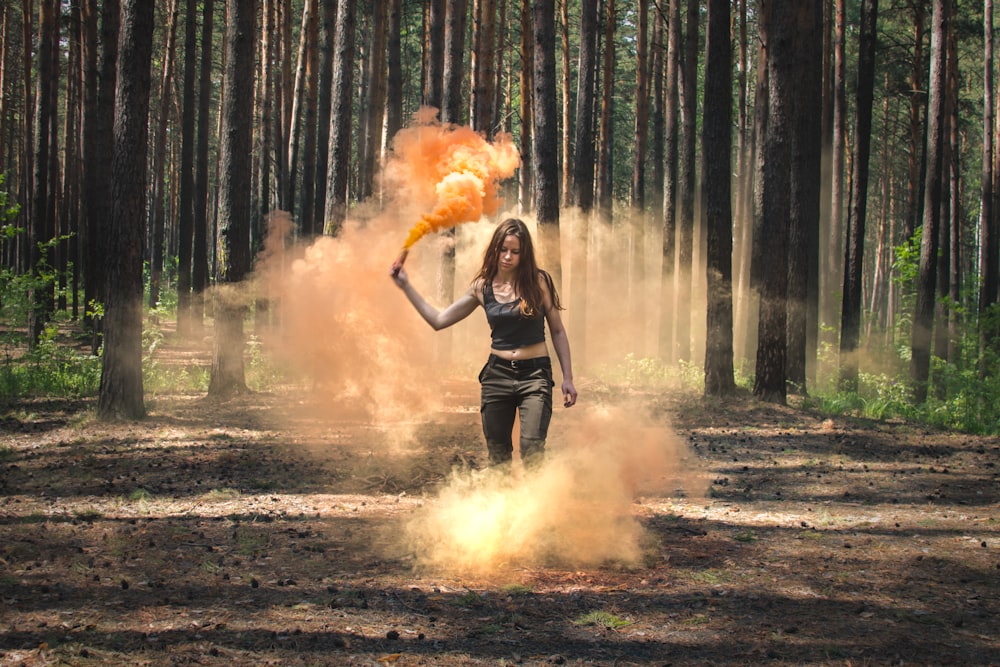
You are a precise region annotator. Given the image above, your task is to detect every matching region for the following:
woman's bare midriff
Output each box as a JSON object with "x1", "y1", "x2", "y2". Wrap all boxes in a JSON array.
[{"x1": 489, "y1": 341, "x2": 549, "y2": 361}]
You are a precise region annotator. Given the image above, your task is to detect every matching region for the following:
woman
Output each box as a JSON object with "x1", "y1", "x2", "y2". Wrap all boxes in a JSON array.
[{"x1": 390, "y1": 218, "x2": 577, "y2": 468}]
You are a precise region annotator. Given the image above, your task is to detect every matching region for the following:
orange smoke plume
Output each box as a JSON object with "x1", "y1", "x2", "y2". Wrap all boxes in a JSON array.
[{"x1": 384, "y1": 107, "x2": 521, "y2": 257}]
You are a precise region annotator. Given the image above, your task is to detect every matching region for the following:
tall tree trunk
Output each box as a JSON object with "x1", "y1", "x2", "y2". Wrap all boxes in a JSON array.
[
  {"x1": 63, "y1": 0, "x2": 82, "y2": 317},
  {"x1": 385, "y1": 0, "x2": 402, "y2": 142},
  {"x1": 148, "y1": 0, "x2": 179, "y2": 309},
  {"x1": 596, "y1": 0, "x2": 614, "y2": 217},
  {"x1": 733, "y1": 0, "x2": 753, "y2": 364},
  {"x1": 492, "y1": 0, "x2": 506, "y2": 132},
  {"x1": 0, "y1": 4, "x2": 9, "y2": 174},
  {"x1": 631, "y1": 0, "x2": 650, "y2": 353},
  {"x1": 532, "y1": 0, "x2": 561, "y2": 282},
  {"x1": 786, "y1": 2, "x2": 822, "y2": 394},
  {"x1": 257, "y1": 0, "x2": 274, "y2": 232},
  {"x1": 754, "y1": 0, "x2": 792, "y2": 404},
  {"x1": 675, "y1": 0, "x2": 698, "y2": 363},
  {"x1": 28, "y1": 0, "x2": 57, "y2": 346},
  {"x1": 312, "y1": 0, "x2": 336, "y2": 234},
  {"x1": 192, "y1": 0, "x2": 215, "y2": 329},
  {"x1": 910, "y1": 0, "x2": 948, "y2": 403},
  {"x1": 471, "y1": 0, "x2": 496, "y2": 134},
  {"x1": 567, "y1": 0, "x2": 598, "y2": 360},
  {"x1": 286, "y1": 1, "x2": 310, "y2": 216},
  {"x1": 442, "y1": 0, "x2": 467, "y2": 124},
  {"x1": 358, "y1": 0, "x2": 386, "y2": 202},
  {"x1": 423, "y1": 0, "x2": 445, "y2": 112},
  {"x1": 933, "y1": 9, "x2": 957, "y2": 390},
  {"x1": 649, "y1": 5, "x2": 664, "y2": 219},
  {"x1": 631, "y1": 0, "x2": 649, "y2": 211},
  {"x1": 210, "y1": 0, "x2": 257, "y2": 397},
  {"x1": 839, "y1": 0, "x2": 879, "y2": 391},
  {"x1": 21, "y1": 0, "x2": 34, "y2": 252},
  {"x1": 559, "y1": 0, "x2": 571, "y2": 207},
  {"x1": 82, "y1": 0, "x2": 118, "y2": 351},
  {"x1": 980, "y1": 0, "x2": 998, "y2": 362},
  {"x1": 439, "y1": 0, "x2": 468, "y2": 336},
  {"x1": 176, "y1": 0, "x2": 198, "y2": 337},
  {"x1": 703, "y1": 0, "x2": 735, "y2": 396},
  {"x1": 277, "y1": 0, "x2": 293, "y2": 211},
  {"x1": 298, "y1": 0, "x2": 319, "y2": 234},
  {"x1": 98, "y1": 0, "x2": 154, "y2": 420},
  {"x1": 905, "y1": 1, "x2": 926, "y2": 240},
  {"x1": 660, "y1": 0, "x2": 680, "y2": 361},
  {"x1": 946, "y1": 9, "x2": 961, "y2": 368},
  {"x1": 322, "y1": 0, "x2": 356, "y2": 233},
  {"x1": 572, "y1": 0, "x2": 598, "y2": 213},
  {"x1": 518, "y1": 1, "x2": 532, "y2": 214},
  {"x1": 823, "y1": 0, "x2": 846, "y2": 338}
]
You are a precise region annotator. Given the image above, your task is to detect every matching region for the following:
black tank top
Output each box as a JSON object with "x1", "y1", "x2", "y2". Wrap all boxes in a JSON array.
[{"x1": 483, "y1": 280, "x2": 546, "y2": 350}]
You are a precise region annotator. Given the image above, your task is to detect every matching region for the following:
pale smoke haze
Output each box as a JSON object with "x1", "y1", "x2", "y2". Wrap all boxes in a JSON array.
[{"x1": 249, "y1": 112, "x2": 707, "y2": 574}]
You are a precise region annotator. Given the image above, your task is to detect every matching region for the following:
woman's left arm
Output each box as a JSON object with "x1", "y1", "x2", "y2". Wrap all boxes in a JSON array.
[{"x1": 542, "y1": 278, "x2": 578, "y2": 407}]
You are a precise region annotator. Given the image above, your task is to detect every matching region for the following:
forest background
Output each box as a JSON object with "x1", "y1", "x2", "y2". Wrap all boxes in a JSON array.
[{"x1": 0, "y1": 0, "x2": 999, "y2": 434}]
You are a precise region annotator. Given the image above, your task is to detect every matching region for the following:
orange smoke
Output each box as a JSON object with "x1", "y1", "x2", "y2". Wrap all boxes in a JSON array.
[{"x1": 383, "y1": 107, "x2": 521, "y2": 253}]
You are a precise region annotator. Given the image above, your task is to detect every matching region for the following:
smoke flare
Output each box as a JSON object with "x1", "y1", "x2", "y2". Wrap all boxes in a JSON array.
[{"x1": 383, "y1": 107, "x2": 521, "y2": 256}]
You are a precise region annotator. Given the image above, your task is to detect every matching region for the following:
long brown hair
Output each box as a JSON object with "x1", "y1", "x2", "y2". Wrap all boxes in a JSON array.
[{"x1": 474, "y1": 218, "x2": 563, "y2": 317}]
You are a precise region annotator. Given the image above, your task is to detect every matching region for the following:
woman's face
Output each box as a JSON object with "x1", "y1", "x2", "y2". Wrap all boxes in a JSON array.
[{"x1": 498, "y1": 234, "x2": 522, "y2": 273}]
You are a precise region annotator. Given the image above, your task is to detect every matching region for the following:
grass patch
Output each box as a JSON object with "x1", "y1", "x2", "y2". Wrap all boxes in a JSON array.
[
  {"x1": 573, "y1": 610, "x2": 633, "y2": 629},
  {"x1": 688, "y1": 568, "x2": 733, "y2": 585},
  {"x1": 502, "y1": 583, "x2": 533, "y2": 595}
]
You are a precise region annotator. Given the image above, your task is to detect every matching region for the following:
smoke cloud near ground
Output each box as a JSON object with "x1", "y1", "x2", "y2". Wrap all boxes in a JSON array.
[
  {"x1": 405, "y1": 402, "x2": 707, "y2": 574},
  {"x1": 250, "y1": 111, "x2": 709, "y2": 573}
]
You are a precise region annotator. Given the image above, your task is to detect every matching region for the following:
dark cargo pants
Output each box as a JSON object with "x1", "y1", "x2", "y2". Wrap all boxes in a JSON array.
[{"x1": 478, "y1": 355, "x2": 554, "y2": 468}]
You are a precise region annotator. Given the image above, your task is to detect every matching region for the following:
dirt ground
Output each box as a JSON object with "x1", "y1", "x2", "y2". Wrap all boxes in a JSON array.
[{"x1": 1, "y1": 350, "x2": 998, "y2": 666}]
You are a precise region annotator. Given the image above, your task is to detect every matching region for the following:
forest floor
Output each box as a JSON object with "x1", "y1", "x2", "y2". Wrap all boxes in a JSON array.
[{"x1": 0, "y1": 329, "x2": 998, "y2": 666}]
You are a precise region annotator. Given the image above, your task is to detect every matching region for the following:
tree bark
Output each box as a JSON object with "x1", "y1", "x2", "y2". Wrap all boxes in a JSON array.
[
  {"x1": 596, "y1": 0, "x2": 615, "y2": 217},
  {"x1": 385, "y1": 0, "x2": 403, "y2": 142},
  {"x1": 559, "y1": 0, "x2": 571, "y2": 207},
  {"x1": 471, "y1": 0, "x2": 496, "y2": 134},
  {"x1": 312, "y1": 0, "x2": 336, "y2": 234},
  {"x1": 980, "y1": 0, "x2": 998, "y2": 361},
  {"x1": 660, "y1": 0, "x2": 680, "y2": 361},
  {"x1": 442, "y1": 0, "x2": 468, "y2": 124},
  {"x1": 28, "y1": 0, "x2": 58, "y2": 346},
  {"x1": 148, "y1": 0, "x2": 179, "y2": 310},
  {"x1": 824, "y1": 0, "x2": 847, "y2": 337},
  {"x1": 754, "y1": 0, "x2": 792, "y2": 405},
  {"x1": 518, "y1": 1, "x2": 533, "y2": 214},
  {"x1": 675, "y1": 0, "x2": 699, "y2": 364},
  {"x1": 703, "y1": 0, "x2": 735, "y2": 397},
  {"x1": 82, "y1": 0, "x2": 118, "y2": 351},
  {"x1": 910, "y1": 0, "x2": 947, "y2": 403},
  {"x1": 532, "y1": 0, "x2": 561, "y2": 281},
  {"x1": 786, "y1": 2, "x2": 822, "y2": 394},
  {"x1": 631, "y1": 0, "x2": 649, "y2": 211},
  {"x1": 192, "y1": 0, "x2": 215, "y2": 328},
  {"x1": 839, "y1": 0, "x2": 879, "y2": 391},
  {"x1": 323, "y1": 0, "x2": 356, "y2": 233},
  {"x1": 210, "y1": 0, "x2": 257, "y2": 397},
  {"x1": 359, "y1": 0, "x2": 388, "y2": 203},
  {"x1": 98, "y1": 0, "x2": 154, "y2": 420},
  {"x1": 298, "y1": 0, "x2": 319, "y2": 234},
  {"x1": 423, "y1": 0, "x2": 445, "y2": 112},
  {"x1": 572, "y1": 0, "x2": 598, "y2": 212},
  {"x1": 905, "y1": 1, "x2": 927, "y2": 240}
]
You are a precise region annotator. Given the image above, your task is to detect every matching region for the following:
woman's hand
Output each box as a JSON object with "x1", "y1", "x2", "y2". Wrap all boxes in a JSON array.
[
  {"x1": 390, "y1": 265, "x2": 408, "y2": 288},
  {"x1": 561, "y1": 379, "x2": 578, "y2": 407}
]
